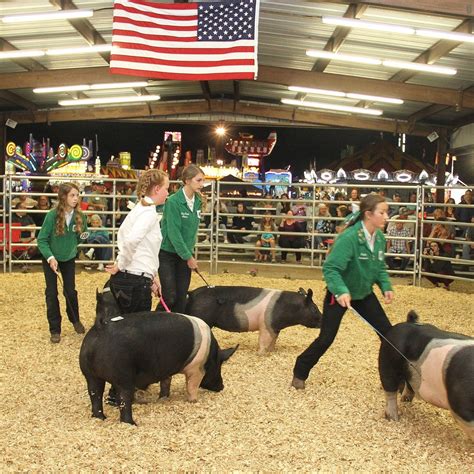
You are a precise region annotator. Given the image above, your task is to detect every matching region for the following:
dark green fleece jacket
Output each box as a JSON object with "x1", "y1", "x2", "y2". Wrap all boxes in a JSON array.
[
  {"x1": 323, "y1": 220, "x2": 392, "y2": 300},
  {"x1": 37, "y1": 209, "x2": 87, "y2": 262},
  {"x1": 160, "y1": 188, "x2": 202, "y2": 260}
]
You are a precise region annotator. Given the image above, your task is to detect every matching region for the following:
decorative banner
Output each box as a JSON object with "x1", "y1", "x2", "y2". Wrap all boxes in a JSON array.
[
  {"x1": 58, "y1": 143, "x2": 67, "y2": 159},
  {"x1": 68, "y1": 144, "x2": 83, "y2": 162},
  {"x1": 81, "y1": 145, "x2": 91, "y2": 161},
  {"x1": 6, "y1": 141, "x2": 16, "y2": 157}
]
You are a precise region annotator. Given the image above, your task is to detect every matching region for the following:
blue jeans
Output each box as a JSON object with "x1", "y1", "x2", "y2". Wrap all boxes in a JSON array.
[{"x1": 87, "y1": 234, "x2": 112, "y2": 261}]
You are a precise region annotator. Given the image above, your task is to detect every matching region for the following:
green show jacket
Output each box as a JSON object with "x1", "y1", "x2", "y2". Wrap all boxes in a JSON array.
[
  {"x1": 160, "y1": 188, "x2": 202, "y2": 261},
  {"x1": 37, "y1": 209, "x2": 87, "y2": 262},
  {"x1": 322, "y1": 220, "x2": 392, "y2": 300}
]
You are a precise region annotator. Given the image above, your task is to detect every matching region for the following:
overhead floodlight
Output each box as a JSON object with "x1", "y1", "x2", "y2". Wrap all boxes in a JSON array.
[
  {"x1": 2, "y1": 9, "x2": 93, "y2": 23},
  {"x1": 377, "y1": 168, "x2": 389, "y2": 181}
]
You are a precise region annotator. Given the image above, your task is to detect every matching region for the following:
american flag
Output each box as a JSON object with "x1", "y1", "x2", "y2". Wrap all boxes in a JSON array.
[{"x1": 110, "y1": 0, "x2": 260, "y2": 80}]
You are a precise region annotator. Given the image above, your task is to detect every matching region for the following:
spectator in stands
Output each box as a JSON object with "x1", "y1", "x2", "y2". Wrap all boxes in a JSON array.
[
  {"x1": 12, "y1": 202, "x2": 36, "y2": 248},
  {"x1": 349, "y1": 188, "x2": 360, "y2": 213},
  {"x1": 313, "y1": 203, "x2": 335, "y2": 249},
  {"x1": 428, "y1": 214, "x2": 453, "y2": 255},
  {"x1": 11, "y1": 190, "x2": 37, "y2": 209},
  {"x1": 406, "y1": 191, "x2": 418, "y2": 216},
  {"x1": 386, "y1": 216, "x2": 411, "y2": 270},
  {"x1": 445, "y1": 197, "x2": 456, "y2": 220},
  {"x1": 292, "y1": 196, "x2": 308, "y2": 232},
  {"x1": 255, "y1": 212, "x2": 277, "y2": 263},
  {"x1": 388, "y1": 192, "x2": 402, "y2": 217},
  {"x1": 278, "y1": 210, "x2": 306, "y2": 263},
  {"x1": 87, "y1": 180, "x2": 108, "y2": 224},
  {"x1": 462, "y1": 216, "x2": 474, "y2": 261},
  {"x1": 85, "y1": 214, "x2": 112, "y2": 271},
  {"x1": 32, "y1": 195, "x2": 51, "y2": 234},
  {"x1": 422, "y1": 241, "x2": 454, "y2": 290},
  {"x1": 228, "y1": 202, "x2": 253, "y2": 245},
  {"x1": 455, "y1": 190, "x2": 474, "y2": 257},
  {"x1": 335, "y1": 205, "x2": 349, "y2": 234},
  {"x1": 276, "y1": 193, "x2": 291, "y2": 216}
]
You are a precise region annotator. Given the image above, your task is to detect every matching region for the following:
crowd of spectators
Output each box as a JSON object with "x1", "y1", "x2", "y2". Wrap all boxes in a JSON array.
[{"x1": 2, "y1": 181, "x2": 473, "y2": 284}]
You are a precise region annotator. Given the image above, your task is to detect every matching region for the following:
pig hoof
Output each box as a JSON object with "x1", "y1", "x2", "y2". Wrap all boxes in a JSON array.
[
  {"x1": 291, "y1": 377, "x2": 305, "y2": 390},
  {"x1": 92, "y1": 413, "x2": 106, "y2": 421},
  {"x1": 384, "y1": 411, "x2": 399, "y2": 421},
  {"x1": 187, "y1": 398, "x2": 198, "y2": 403},
  {"x1": 401, "y1": 394, "x2": 414, "y2": 403}
]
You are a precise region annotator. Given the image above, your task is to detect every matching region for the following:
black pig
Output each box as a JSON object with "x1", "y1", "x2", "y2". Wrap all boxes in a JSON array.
[
  {"x1": 79, "y1": 288, "x2": 237, "y2": 425},
  {"x1": 185, "y1": 286, "x2": 321, "y2": 353}
]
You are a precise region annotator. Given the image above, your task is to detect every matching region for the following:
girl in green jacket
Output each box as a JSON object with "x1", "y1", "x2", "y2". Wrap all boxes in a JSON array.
[
  {"x1": 158, "y1": 164, "x2": 205, "y2": 313},
  {"x1": 292, "y1": 194, "x2": 394, "y2": 389},
  {"x1": 37, "y1": 183, "x2": 88, "y2": 343}
]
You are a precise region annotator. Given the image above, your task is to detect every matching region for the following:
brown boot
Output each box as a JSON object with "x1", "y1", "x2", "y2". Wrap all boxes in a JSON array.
[
  {"x1": 50, "y1": 333, "x2": 61, "y2": 344},
  {"x1": 291, "y1": 376, "x2": 305, "y2": 390}
]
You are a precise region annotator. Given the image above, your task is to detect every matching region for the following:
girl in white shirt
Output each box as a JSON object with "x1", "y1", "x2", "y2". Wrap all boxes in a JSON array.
[{"x1": 106, "y1": 169, "x2": 169, "y2": 313}]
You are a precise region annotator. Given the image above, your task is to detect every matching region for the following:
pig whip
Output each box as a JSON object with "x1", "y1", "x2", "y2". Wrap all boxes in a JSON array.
[
  {"x1": 194, "y1": 268, "x2": 214, "y2": 288},
  {"x1": 348, "y1": 306, "x2": 421, "y2": 376}
]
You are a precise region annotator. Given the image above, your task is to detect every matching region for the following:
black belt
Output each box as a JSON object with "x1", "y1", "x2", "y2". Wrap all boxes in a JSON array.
[{"x1": 120, "y1": 270, "x2": 153, "y2": 281}]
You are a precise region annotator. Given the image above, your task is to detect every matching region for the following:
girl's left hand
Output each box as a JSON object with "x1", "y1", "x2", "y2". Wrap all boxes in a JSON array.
[{"x1": 384, "y1": 291, "x2": 394, "y2": 304}]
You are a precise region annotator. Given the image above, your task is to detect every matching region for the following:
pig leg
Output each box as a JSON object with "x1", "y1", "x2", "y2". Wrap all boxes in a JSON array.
[
  {"x1": 86, "y1": 376, "x2": 106, "y2": 420},
  {"x1": 451, "y1": 415, "x2": 474, "y2": 442},
  {"x1": 185, "y1": 371, "x2": 205, "y2": 403},
  {"x1": 159, "y1": 377, "x2": 172, "y2": 399},
  {"x1": 118, "y1": 387, "x2": 136, "y2": 425},
  {"x1": 401, "y1": 382, "x2": 415, "y2": 403},
  {"x1": 257, "y1": 328, "x2": 277, "y2": 355},
  {"x1": 384, "y1": 391, "x2": 399, "y2": 421}
]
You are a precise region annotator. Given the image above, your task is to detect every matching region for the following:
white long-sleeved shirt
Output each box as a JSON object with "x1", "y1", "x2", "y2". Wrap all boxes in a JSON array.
[{"x1": 116, "y1": 198, "x2": 162, "y2": 277}]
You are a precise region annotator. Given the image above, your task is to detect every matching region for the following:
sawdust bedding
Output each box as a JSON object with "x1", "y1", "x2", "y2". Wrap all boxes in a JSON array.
[{"x1": 0, "y1": 270, "x2": 472, "y2": 471}]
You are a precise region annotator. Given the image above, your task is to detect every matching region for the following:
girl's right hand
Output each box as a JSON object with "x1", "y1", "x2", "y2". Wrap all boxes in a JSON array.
[
  {"x1": 105, "y1": 263, "x2": 119, "y2": 275},
  {"x1": 336, "y1": 293, "x2": 351, "y2": 308},
  {"x1": 49, "y1": 257, "x2": 58, "y2": 273},
  {"x1": 187, "y1": 257, "x2": 198, "y2": 270}
]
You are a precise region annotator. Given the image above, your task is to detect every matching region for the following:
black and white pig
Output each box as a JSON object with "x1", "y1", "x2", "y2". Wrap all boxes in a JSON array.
[
  {"x1": 185, "y1": 286, "x2": 322, "y2": 354},
  {"x1": 379, "y1": 310, "x2": 474, "y2": 440},
  {"x1": 79, "y1": 288, "x2": 237, "y2": 425}
]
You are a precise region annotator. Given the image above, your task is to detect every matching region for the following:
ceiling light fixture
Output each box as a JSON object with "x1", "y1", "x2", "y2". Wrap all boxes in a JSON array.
[
  {"x1": 2, "y1": 9, "x2": 93, "y2": 23},
  {"x1": 46, "y1": 44, "x2": 112, "y2": 56},
  {"x1": 0, "y1": 50, "x2": 45, "y2": 59},
  {"x1": 382, "y1": 59, "x2": 456, "y2": 75},
  {"x1": 288, "y1": 85, "x2": 345, "y2": 97},
  {"x1": 322, "y1": 16, "x2": 415, "y2": 35},
  {"x1": 416, "y1": 29, "x2": 474, "y2": 43},
  {"x1": 322, "y1": 16, "x2": 474, "y2": 44},
  {"x1": 306, "y1": 50, "x2": 382, "y2": 65},
  {"x1": 306, "y1": 50, "x2": 457, "y2": 75},
  {"x1": 281, "y1": 98, "x2": 383, "y2": 116},
  {"x1": 288, "y1": 86, "x2": 403, "y2": 104},
  {"x1": 34, "y1": 82, "x2": 149, "y2": 94},
  {"x1": 59, "y1": 95, "x2": 160, "y2": 106}
]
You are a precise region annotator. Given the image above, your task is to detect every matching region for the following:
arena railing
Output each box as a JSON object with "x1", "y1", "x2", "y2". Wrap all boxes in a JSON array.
[
  {"x1": 1, "y1": 175, "x2": 472, "y2": 286},
  {"x1": 214, "y1": 180, "x2": 422, "y2": 284}
]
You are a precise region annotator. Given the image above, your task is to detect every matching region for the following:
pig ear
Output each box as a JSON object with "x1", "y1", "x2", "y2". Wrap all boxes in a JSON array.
[
  {"x1": 298, "y1": 287, "x2": 306, "y2": 297},
  {"x1": 220, "y1": 344, "x2": 239, "y2": 363},
  {"x1": 306, "y1": 288, "x2": 313, "y2": 301}
]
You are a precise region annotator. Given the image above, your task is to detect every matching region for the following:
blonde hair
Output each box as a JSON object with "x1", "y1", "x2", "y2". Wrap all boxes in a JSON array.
[
  {"x1": 55, "y1": 183, "x2": 85, "y2": 236},
  {"x1": 90, "y1": 214, "x2": 102, "y2": 225},
  {"x1": 137, "y1": 169, "x2": 168, "y2": 206}
]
